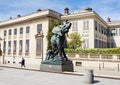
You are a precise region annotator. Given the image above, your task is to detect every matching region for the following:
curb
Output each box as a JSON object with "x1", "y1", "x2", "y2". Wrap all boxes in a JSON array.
[{"x1": 0, "y1": 65, "x2": 120, "y2": 80}]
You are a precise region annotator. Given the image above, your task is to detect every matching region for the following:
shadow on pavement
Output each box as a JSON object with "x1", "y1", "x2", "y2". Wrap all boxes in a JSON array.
[
  {"x1": 0, "y1": 68, "x2": 3, "y2": 70},
  {"x1": 94, "y1": 80, "x2": 100, "y2": 84}
]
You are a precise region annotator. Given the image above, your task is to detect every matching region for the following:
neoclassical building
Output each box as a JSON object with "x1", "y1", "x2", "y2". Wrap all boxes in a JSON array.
[
  {"x1": 0, "y1": 8, "x2": 120, "y2": 64},
  {"x1": 0, "y1": 9, "x2": 62, "y2": 64}
]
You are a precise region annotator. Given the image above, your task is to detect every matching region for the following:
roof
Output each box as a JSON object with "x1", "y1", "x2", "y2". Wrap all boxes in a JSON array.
[
  {"x1": 0, "y1": 9, "x2": 62, "y2": 27},
  {"x1": 61, "y1": 9, "x2": 108, "y2": 27},
  {"x1": 107, "y1": 20, "x2": 120, "y2": 28}
]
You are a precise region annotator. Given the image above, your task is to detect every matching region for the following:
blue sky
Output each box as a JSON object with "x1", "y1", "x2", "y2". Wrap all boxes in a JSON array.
[{"x1": 0, "y1": 0, "x2": 120, "y2": 21}]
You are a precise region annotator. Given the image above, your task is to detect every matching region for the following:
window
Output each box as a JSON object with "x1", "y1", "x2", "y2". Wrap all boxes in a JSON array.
[
  {"x1": 94, "y1": 39, "x2": 98, "y2": 48},
  {"x1": 26, "y1": 26, "x2": 30, "y2": 33},
  {"x1": 101, "y1": 26, "x2": 104, "y2": 34},
  {"x1": 4, "y1": 30, "x2": 7, "y2": 36},
  {"x1": 111, "y1": 29, "x2": 118, "y2": 36},
  {"x1": 83, "y1": 39, "x2": 89, "y2": 48},
  {"x1": 37, "y1": 24, "x2": 42, "y2": 33},
  {"x1": 36, "y1": 38, "x2": 42, "y2": 55},
  {"x1": 119, "y1": 28, "x2": 120, "y2": 36},
  {"x1": 99, "y1": 40, "x2": 102, "y2": 48},
  {"x1": 107, "y1": 42, "x2": 110, "y2": 48},
  {"x1": 8, "y1": 41, "x2": 11, "y2": 54},
  {"x1": 19, "y1": 40, "x2": 23, "y2": 53},
  {"x1": 98, "y1": 24, "x2": 101, "y2": 32},
  {"x1": 14, "y1": 29, "x2": 17, "y2": 35},
  {"x1": 9, "y1": 29, "x2": 12, "y2": 35},
  {"x1": 94, "y1": 21, "x2": 97, "y2": 31},
  {"x1": 20, "y1": 27, "x2": 23, "y2": 34},
  {"x1": 72, "y1": 21, "x2": 78, "y2": 31},
  {"x1": 104, "y1": 28, "x2": 107, "y2": 35},
  {"x1": 13, "y1": 40, "x2": 17, "y2": 53},
  {"x1": 111, "y1": 42, "x2": 116, "y2": 48},
  {"x1": 107, "y1": 29, "x2": 111, "y2": 36},
  {"x1": 83, "y1": 20, "x2": 89, "y2": 30},
  {"x1": 25, "y1": 40, "x2": 29, "y2": 53},
  {"x1": 3, "y1": 41, "x2": 6, "y2": 53}
]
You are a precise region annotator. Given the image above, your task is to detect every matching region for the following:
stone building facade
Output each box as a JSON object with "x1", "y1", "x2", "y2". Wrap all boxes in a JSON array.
[{"x1": 0, "y1": 8, "x2": 120, "y2": 65}]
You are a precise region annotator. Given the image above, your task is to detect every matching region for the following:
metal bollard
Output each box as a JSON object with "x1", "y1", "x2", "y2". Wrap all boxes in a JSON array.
[
  {"x1": 99, "y1": 63, "x2": 101, "y2": 70},
  {"x1": 83, "y1": 69, "x2": 94, "y2": 84}
]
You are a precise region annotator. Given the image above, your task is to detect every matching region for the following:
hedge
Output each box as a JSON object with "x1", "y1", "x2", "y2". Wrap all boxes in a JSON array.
[{"x1": 65, "y1": 48, "x2": 120, "y2": 54}]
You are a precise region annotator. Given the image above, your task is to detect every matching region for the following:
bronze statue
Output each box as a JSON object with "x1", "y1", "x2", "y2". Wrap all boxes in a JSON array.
[{"x1": 43, "y1": 21, "x2": 71, "y2": 65}]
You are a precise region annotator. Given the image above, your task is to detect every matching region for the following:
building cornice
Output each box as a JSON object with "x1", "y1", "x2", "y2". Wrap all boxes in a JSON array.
[
  {"x1": 61, "y1": 11, "x2": 108, "y2": 27},
  {"x1": 0, "y1": 9, "x2": 62, "y2": 27},
  {"x1": 61, "y1": 12, "x2": 94, "y2": 20},
  {"x1": 107, "y1": 21, "x2": 120, "y2": 28}
]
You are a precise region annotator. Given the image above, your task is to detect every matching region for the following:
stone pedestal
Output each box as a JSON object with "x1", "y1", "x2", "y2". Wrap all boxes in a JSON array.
[
  {"x1": 83, "y1": 69, "x2": 94, "y2": 84},
  {"x1": 40, "y1": 60, "x2": 74, "y2": 72}
]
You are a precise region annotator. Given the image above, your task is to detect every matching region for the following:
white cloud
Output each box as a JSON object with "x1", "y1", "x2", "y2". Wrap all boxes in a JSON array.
[{"x1": 76, "y1": 0, "x2": 120, "y2": 21}]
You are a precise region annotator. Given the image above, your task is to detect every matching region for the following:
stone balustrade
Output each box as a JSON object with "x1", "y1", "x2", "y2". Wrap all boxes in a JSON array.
[{"x1": 67, "y1": 53, "x2": 120, "y2": 61}]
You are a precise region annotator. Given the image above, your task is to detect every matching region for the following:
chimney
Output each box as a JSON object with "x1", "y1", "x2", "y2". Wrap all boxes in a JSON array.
[
  {"x1": 85, "y1": 7, "x2": 92, "y2": 11},
  {"x1": 64, "y1": 7, "x2": 69, "y2": 15},
  {"x1": 10, "y1": 17, "x2": 12, "y2": 19},
  {"x1": 37, "y1": 9, "x2": 42, "y2": 12},
  {"x1": 17, "y1": 14, "x2": 21, "y2": 17},
  {"x1": 107, "y1": 17, "x2": 111, "y2": 22}
]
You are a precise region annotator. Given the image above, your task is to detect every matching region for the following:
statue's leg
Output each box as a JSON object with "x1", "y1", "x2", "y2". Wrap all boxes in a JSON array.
[
  {"x1": 62, "y1": 48, "x2": 68, "y2": 61},
  {"x1": 58, "y1": 46, "x2": 62, "y2": 57},
  {"x1": 57, "y1": 38, "x2": 63, "y2": 58},
  {"x1": 56, "y1": 37, "x2": 62, "y2": 56}
]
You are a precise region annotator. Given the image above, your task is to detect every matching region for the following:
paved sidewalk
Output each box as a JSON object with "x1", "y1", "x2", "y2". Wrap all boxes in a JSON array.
[
  {"x1": 0, "y1": 67, "x2": 120, "y2": 85},
  {"x1": 0, "y1": 63, "x2": 120, "y2": 79},
  {"x1": 0, "y1": 63, "x2": 40, "y2": 70}
]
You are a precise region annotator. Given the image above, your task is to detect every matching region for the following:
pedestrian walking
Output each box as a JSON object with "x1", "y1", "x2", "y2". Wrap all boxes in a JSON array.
[{"x1": 21, "y1": 57, "x2": 25, "y2": 68}]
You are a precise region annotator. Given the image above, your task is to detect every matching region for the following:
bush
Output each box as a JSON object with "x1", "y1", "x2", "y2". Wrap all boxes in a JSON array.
[{"x1": 65, "y1": 48, "x2": 120, "y2": 54}]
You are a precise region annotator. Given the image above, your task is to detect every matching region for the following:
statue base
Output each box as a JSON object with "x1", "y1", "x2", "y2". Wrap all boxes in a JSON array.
[{"x1": 40, "y1": 60, "x2": 74, "y2": 72}]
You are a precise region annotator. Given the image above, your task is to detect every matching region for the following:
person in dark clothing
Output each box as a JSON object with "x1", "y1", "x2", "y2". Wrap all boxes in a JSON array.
[{"x1": 21, "y1": 57, "x2": 25, "y2": 68}]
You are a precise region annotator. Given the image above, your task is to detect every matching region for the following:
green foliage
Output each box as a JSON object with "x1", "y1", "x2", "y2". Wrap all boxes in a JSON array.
[
  {"x1": 67, "y1": 32, "x2": 83, "y2": 49},
  {"x1": 65, "y1": 48, "x2": 120, "y2": 54},
  {"x1": 47, "y1": 19, "x2": 61, "y2": 50}
]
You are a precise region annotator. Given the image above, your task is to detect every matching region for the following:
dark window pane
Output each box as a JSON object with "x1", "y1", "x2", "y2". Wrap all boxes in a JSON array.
[
  {"x1": 3, "y1": 41, "x2": 6, "y2": 53},
  {"x1": 9, "y1": 29, "x2": 12, "y2": 35},
  {"x1": 8, "y1": 41, "x2": 11, "y2": 53},
  {"x1": 14, "y1": 29, "x2": 17, "y2": 35},
  {"x1": 4, "y1": 30, "x2": 7, "y2": 36},
  {"x1": 19, "y1": 40, "x2": 22, "y2": 52},
  {"x1": 20, "y1": 27, "x2": 23, "y2": 34},
  {"x1": 26, "y1": 26, "x2": 30, "y2": 33},
  {"x1": 25, "y1": 40, "x2": 29, "y2": 52},
  {"x1": 37, "y1": 24, "x2": 42, "y2": 33},
  {"x1": 13, "y1": 40, "x2": 17, "y2": 53}
]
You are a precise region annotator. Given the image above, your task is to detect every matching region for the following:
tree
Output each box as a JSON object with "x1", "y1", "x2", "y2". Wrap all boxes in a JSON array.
[
  {"x1": 67, "y1": 32, "x2": 83, "y2": 49},
  {"x1": 47, "y1": 18, "x2": 61, "y2": 50}
]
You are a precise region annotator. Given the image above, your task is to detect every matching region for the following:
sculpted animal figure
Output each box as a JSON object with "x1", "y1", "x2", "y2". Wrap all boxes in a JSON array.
[{"x1": 50, "y1": 21, "x2": 71, "y2": 61}]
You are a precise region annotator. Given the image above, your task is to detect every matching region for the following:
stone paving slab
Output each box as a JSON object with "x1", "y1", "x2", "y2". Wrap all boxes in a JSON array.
[
  {"x1": 0, "y1": 63, "x2": 120, "y2": 79},
  {"x1": 0, "y1": 67, "x2": 120, "y2": 85}
]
